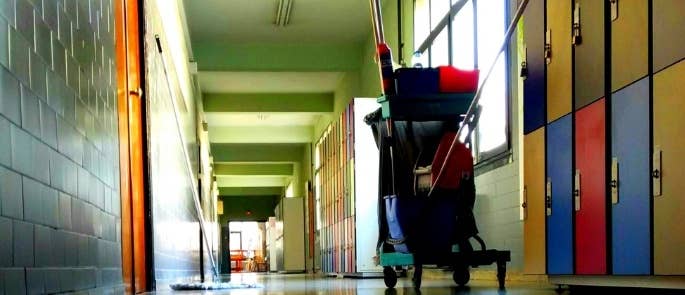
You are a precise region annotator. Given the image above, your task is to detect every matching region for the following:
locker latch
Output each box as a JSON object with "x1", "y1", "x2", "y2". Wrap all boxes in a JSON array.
[
  {"x1": 574, "y1": 170, "x2": 581, "y2": 211},
  {"x1": 521, "y1": 47, "x2": 528, "y2": 78},
  {"x1": 610, "y1": 0, "x2": 619, "y2": 22},
  {"x1": 544, "y1": 30, "x2": 552, "y2": 64},
  {"x1": 546, "y1": 178, "x2": 552, "y2": 216},
  {"x1": 572, "y1": 1, "x2": 582, "y2": 45},
  {"x1": 522, "y1": 187, "x2": 528, "y2": 220},
  {"x1": 611, "y1": 157, "x2": 619, "y2": 204},
  {"x1": 653, "y1": 146, "x2": 662, "y2": 197}
]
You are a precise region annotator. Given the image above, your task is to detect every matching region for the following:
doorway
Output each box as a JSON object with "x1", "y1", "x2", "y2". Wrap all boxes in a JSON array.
[{"x1": 228, "y1": 222, "x2": 268, "y2": 273}]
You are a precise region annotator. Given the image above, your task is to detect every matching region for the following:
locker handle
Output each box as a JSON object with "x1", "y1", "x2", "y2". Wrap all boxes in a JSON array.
[
  {"x1": 544, "y1": 29, "x2": 552, "y2": 64},
  {"x1": 610, "y1": 0, "x2": 619, "y2": 22},
  {"x1": 545, "y1": 178, "x2": 552, "y2": 216},
  {"x1": 611, "y1": 157, "x2": 619, "y2": 204},
  {"x1": 574, "y1": 170, "x2": 581, "y2": 211},
  {"x1": 520, "y1": 47, "x2": 528, "y2": 78},
  {"x1": 572, "y1": 1, "x2": 582, "y2": 45},
  {"x1": 522, "y1": 187, "x2": 528, "y2": 221},
  {"x1": 653, "y1": 147, "x2": 662, "y2": 197}
]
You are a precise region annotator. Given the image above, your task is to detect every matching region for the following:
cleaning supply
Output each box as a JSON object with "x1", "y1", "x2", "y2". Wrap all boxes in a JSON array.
[
  {"x1": 438, "y1": 66, "x2": 480, "y2": 93},
  {"x1": 377, "y1": 43, "x2": 396, "y2": 95}
]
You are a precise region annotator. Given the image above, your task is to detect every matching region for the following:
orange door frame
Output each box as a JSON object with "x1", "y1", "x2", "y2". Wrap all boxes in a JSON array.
[{"x1": 115, "y1": 0, "x2": 149, "y2": 293}]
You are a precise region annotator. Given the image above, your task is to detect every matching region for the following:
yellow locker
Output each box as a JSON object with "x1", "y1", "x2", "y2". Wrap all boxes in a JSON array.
[
  {"x1": 611, "y1": 0, "x2": 648, "y2": 92},
  {"x1": 523, "y1": 127, "x2": 546, "y2": 274},
  {"x1": 653, "y1": 60, "x2": 685, "y2": 275},
  {"x1": 546, "y1": 0, "x2": 572, "y2": 122}
]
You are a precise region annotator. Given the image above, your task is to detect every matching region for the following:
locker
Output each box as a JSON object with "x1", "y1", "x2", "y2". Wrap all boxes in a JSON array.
[
  {"x1": 653, "y1": 60, "x2": 685, "y2": 275},
  {"x1": 523, "y1": 127, "x2": 546, "y2": 274},
  {"x1": 653, "y1": 0, "x2": 685, "y2": 73},
  {"x1": 523, "y1": 0, "x2": 546, "y2": 134},
  {"x1": 575, "y1": 98, "x2": 607, "y2": 275},
  {"x1": 610, "y1": 0, "x2": 648, "y2": 92},
  {"x1": 574, "y1": 0, "x2": 605, "y2": 109},
  {"x1": 611, "y1": 77, "x2": 650, "y2": 275},
  {"x1": 546, "y1": 114, "x2": 573, "y2": 274},
  {"x1": 546, "y1": 0, "x2": 572, "y2": 122}
]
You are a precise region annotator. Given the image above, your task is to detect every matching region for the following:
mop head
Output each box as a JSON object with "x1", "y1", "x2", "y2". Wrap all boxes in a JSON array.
[{"x1": 169, "y1": 282, "x2": 262, "y2": 290}]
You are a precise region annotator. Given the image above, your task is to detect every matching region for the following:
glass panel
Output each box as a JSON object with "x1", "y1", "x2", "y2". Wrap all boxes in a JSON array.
[
  {"x1": 415, "y1": 0, "x2": 431, "y2": 50},
  {"x1": 476, "y1": 0, "x2": 507, "y2": 154},
  {"x1": 451, "y1": 1, "x2": 475, "y2": 69},
  {"x1": 430, "y1": 29, "x2": 449, "y2": 67},
  {"x1": 431, "y1": 0, "x2": 451, "y2": 30}
]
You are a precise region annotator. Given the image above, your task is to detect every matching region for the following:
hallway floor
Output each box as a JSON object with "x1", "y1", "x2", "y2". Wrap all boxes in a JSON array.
[{"x1": 150, "y1": 273, "x2": 566, "y2": 294}]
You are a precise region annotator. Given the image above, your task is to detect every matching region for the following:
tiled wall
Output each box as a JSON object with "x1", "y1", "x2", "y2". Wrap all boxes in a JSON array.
[{"x1": 0, "y1": 0, "x2": 123, "y2": 294}]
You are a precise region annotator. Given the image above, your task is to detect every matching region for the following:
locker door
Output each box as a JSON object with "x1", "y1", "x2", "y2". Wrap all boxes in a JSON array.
[
  {"x1": 523, "y1": 127, "x2": 546, "y2": 274},
  {"x1": 611, "y1": 0, "x2": 648, "y2": 92},
  {"x1": 611, "y1": 77, "x2": 650, "y2": 275},
  {"x1": 653, "y1": 60, "x2": 685, "y2": 275},
  {"x1": 653, "y1": 0, "x2": 685, "y2": 73},
  {"x1": 574, "y1": 0, "x2": 605, "y2": 109},
  {"x1": 575, "y1": 98, "x2": 607, "y2": 275},
  {"x1": 546, "y1": 115, "x2": 573, "y2": 274},
  {"x1": 546, "y1": 0, "x2": 572, "y2": 122},
  {"x1": 523, "y1": 0, "x2": 546, "y2": 134}
]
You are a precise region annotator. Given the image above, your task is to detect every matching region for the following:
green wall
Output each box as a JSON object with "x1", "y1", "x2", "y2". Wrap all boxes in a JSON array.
[{"x1": 219, "y1": 195, "x2": 281, "y2": 223}]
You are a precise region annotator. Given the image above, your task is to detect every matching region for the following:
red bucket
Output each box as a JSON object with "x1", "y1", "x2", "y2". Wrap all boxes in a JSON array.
[{"x1": 438, "y1": 66, "x2": 480, "y2": 93}]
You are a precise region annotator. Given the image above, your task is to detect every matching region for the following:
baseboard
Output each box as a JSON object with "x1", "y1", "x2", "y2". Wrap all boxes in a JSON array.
[{"x1": 549, "y1": 275, "x2": 685, "y2": 289}]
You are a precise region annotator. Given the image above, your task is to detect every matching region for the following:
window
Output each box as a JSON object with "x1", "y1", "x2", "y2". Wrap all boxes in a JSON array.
[{"x1": 414, "y1": 0, "x2": 511, "y2": 163}]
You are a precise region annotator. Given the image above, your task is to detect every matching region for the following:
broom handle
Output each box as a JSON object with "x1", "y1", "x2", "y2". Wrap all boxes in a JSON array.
[{"x1": 429, "y1": 0, "x2": 530, "y2": 196}]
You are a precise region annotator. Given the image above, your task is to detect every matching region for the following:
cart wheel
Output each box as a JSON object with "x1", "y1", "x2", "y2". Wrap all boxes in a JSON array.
[
  {"x1": 383, "y1": 267, "x2": 397, "y2": 288},
  {"x1": 452, "y1": 265, "x2": 470, "y2": 286}
]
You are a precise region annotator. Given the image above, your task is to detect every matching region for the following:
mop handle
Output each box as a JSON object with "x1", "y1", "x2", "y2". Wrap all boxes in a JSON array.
[{"x1": 429, "y1": 0, "x2": 530, "y2": 196}]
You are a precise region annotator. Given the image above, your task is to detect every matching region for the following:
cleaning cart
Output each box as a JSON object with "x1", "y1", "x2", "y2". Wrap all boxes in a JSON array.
[{"x1": 366, "y1": 0, "x2": 531, "y2": 290}]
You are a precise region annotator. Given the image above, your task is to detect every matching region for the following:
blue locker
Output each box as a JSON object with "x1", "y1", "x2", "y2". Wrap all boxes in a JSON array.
[
  {"x1": 611, "y1": 77, "x2": 651, "y2": 274},
  {"x1": 546, "y1": 114, "x2": 573, "y2": 274},
  {"x1": 523, "y1": 0, "x2": 546, "y2": 134}
]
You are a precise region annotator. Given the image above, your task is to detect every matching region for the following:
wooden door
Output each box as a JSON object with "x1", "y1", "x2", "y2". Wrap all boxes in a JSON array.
[
  {"x1": 574, "y1": 0, "x2": 605, "y2": 110},
  {"x1": 611, "y1": 0, "x2": 648, "y2": 92},
  {"x1": 653, "y1": 60, "x2": 685, "y2": 274},
  {"x1": 574, "y1": 98, "x2": 607, "y2": 275},
  {"x1": 523, "y1": 0, "x2": 546, "y2": 134},
  {"x1": 523, "y1": 128, "x2": 546, "y2": 274},
  {"x1": 546, "y1": 114, "x2": 574, "y2": 274},
  {"x1": 611, "y1": 77, "x2": 650, "y2": 275},
  {"x1": 546, "y1": 0, "x2": 572, "y2": 122}
]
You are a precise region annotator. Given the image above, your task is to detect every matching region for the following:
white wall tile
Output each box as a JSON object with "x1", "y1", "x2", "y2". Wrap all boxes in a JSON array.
[
  {"x1": 20, "y1": 85, "x2": 40, "y2": 137},
  {"x1": 0, "y1": 116, "x2": 10, "y2": 166},
  {"x1": 9, "y1": 27, "x2": 30, "y2": 86},
  {"x1": 0, "y1": 166, "x2": 23, "y2": 219},
  {"x1": 11, "y1": 124, "x2": 33, "y2": 176},
  {"x1": 22, "y1": 176, "x2": 44, "y2": 224},
  {"x1": 39, "y1": 99, "x2": 57, "y2": 148},
  {"x1": 0, "y1": 66, "x2": 21, "y2": 125},
  {"x1": 0, "y1": 18, "x2": 9, "y2": 69},
  {"x1": 29, "y1": 51, "x2": 48, "y2": 99}
]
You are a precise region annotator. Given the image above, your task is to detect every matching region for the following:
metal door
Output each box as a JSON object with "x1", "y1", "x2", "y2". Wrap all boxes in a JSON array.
[
  {"x1": 653, "y1": 0, "x2": 685, "y2": 73},
  {"x1": 523, "y1": 127, "x2": 546, "y2": 274},
  {"x1": 611, "y1": 0, "x2": 648, "y2": 92},
  {"x1": 546, "y1": 0, "x2": 572, "y2": 122},
  {"x1": 573, "y1": 0, "x2": 605, "y2": 109},
  {"x1": 546, "y1": 114, "x2": 573, "y2": 274},
  {"x1": 523, "y1": 0, "x2": 546, "y2": 134}
]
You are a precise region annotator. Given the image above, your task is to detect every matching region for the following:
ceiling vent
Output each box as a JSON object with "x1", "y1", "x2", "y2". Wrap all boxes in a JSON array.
[{"x1": 274, "y1": 0, "x2": 294, "y2": 27}]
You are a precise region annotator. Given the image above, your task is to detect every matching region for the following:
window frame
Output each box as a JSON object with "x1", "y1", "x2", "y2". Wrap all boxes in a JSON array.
[{"x1": 413, "y1": 0, "x2": 513, "y2": 167}]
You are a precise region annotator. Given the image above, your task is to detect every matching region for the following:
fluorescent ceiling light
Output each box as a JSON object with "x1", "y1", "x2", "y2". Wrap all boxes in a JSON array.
[{"x1": 274, "y1": 0, "x2": 294, "y2": 27}]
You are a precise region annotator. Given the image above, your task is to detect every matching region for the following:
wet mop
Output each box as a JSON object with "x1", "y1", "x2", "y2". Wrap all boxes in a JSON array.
[{"x1": 155, "y1": 35, "x2": 261, "y2": 291}]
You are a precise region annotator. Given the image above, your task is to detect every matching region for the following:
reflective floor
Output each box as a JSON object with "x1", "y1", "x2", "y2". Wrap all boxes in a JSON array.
[{"x1": 150, "y1": 273, "x2": 567, "y2": 295}]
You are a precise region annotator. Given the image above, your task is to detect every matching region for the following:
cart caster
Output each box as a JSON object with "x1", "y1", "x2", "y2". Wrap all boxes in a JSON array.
[
  {"x1": 496, "y1": 261, "x2": 507, "y2": 289},
  {"x1": 452, "y1": 265, "x2": 470, "y2": 286},
  {"x1": 383, "y1": 267, "x2": 397, "y2": 288}
]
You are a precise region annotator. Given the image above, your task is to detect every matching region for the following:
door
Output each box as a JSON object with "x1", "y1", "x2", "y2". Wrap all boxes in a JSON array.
[
  {"x1": 546, "y1": 115, "x2": 573, "y2": 274},
  {"x1": 523, "y1": 127, "x2": 546, "y2": 274},
  {"x1": 523, "y1": 0, "x2": 546, "y2": 134},
  {"x1": 653, "y1": 60, "x2": 685, "y2": 274},
  {"x1": 574, "y1": 0, "x2": 605, "y2": 109},
  {"x1": 546, "y1": 0, "x2": 572, "y2": 122},
  {"x1": 653, "y1": 0, "x2": 685, "y2": 73},
  {"x1": 611, "y1": 77, "x2": 650, "y2": 275},
  {"x1": 574, "y1": 98, "x2": 607, "y2": 275},
  {"x1": 611, "y1": 0, "x2": 648, "y2": 92}
]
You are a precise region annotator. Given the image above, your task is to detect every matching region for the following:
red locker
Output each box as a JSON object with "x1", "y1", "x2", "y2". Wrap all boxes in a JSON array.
[{"x1": 574, "y1": 98, "x2": 607, "y2": 274}]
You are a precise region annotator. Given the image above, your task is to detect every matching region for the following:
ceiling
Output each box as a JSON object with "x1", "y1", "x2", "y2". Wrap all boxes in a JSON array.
[
  {"x1": 183, "y1": 0, "x2": 372, "y2": 196},
  {"x1": 198, "y1": 71, "x2": 343, "y2": 93},
  {"x1": 183, "y1": 0, "x2": 370, "y2": 44}
]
